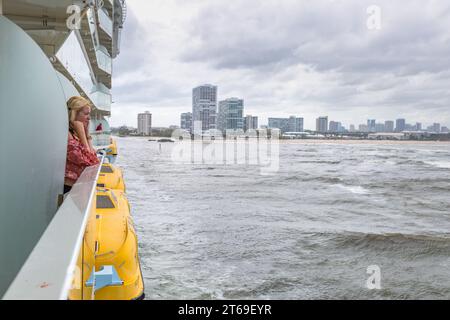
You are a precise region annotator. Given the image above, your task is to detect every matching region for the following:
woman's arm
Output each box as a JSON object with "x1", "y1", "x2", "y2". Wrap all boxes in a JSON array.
[
  {"x1": 72, "y1": 120, "x2": 91, "y2": 151},
  {"x1": 87, "y1": 135, "x2": 96, "y2": 153},
  {"x1": 84, "y1": 123, "x2": 97, "y2": 153}
]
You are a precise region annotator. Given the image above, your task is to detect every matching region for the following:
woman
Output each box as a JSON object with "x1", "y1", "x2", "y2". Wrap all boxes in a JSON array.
[{"x1": 64, "y1": 96, "x2": 100, "y2": 194}]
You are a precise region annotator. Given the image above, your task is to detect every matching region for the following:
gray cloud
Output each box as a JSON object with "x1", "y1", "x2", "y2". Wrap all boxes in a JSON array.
[
  {"x1": 113, "y1": 10, "x2": 149, "y2": 75},
  {"x1": 182, "y1": 0, "x2": 450, "y2": 74}
]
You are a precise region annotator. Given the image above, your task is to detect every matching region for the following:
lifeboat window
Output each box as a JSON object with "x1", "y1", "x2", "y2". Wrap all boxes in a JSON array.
[
  {"x1": 101, "y1": 165, "x2": 114, "y2": 173},
  {"x1": 97, "y1": 195, "x2": 116, "y2": 209}
]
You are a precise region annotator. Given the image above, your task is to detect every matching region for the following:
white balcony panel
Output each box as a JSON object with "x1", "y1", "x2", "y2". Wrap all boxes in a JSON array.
[
  {"x1": 95, "y1": 46, "x2": 112, "y2": 74},
  {"x1": 56, "y1": 71, "x2": 80, "y2": 100},
  {"x1": 86, "y1": 8, "x2": 99, "y2": 47},
  {"x1": 56, "y1": 32, "x2": 94, "y2": 98},
  {"x1": 98, "y1": 8, "x2": 113, "y2": 38},
  {"x1": 90, "y1": 84, "x2": 112, "y2": 112}
]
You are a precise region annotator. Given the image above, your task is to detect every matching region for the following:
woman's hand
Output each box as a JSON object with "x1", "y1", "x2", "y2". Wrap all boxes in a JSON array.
[{"x1": 84, "y1": 120, "x2": 90, "y2": 135}]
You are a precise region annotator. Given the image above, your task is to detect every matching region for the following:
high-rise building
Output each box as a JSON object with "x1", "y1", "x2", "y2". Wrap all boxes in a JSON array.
[
  {"x1": 396, "y1": 118, "x2": 406, "y2": 132},
  {"x1": 244, "y1": 115, "x2": 258, "y2": 131},
  {"x1": 367, "y1": 119, "x2": 376, "y2": 132},
  {"x1": 268, "y1": 118, "x2": 289, "y2": 133},
  {"x1": 349, "y1": 125, "x2": 356, "y2": 132},
  {"x1": 288, "y1": 116, "x2": 304, "y2": 132},
  {"x1": 427, "y1": 123, "x2": 441, "y2": 133},
  {"x1": 329, "y1": 121, "x2": 343, "y2": 132},
  {"x1": 192, "y1": 84, "x2": 217, "y2": 132},
  {"x1": 217, "y1": 98, "x2": 244, "y2": 132},
  {"x1": 359, "y1": 124, "x2": 369, "y2": 132},
  {"x1": 180, "y1": 112, "x2": 192, "y2": 132},
  {"x1": 375, "y1": 123, "x2": 385, "y2": 132},
  {"x1": 415, "y1": 122, "x2": 422, "y2": 131},
  {"x1": 316, "y1": 116, "x2": 328, "y2": 133},
  {"x1": 432, "y1": 123, "x2": 441, "y2": 133},
  {"x1": 268, "y1": 116, "x2": 303, "y2": 133},
  {"x1": 441, "y1": 126, "x2": 449, "y2": 133},
  {"x1": 385, "y1": 121, "x2": 394, "y2": 132},
  {"x1": 137, "y1": 111, "x2": 152, "y2": 136}
]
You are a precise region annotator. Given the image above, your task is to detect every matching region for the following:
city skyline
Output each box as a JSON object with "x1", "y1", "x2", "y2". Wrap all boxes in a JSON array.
[
  {"x1": 128, "y1": 83, "x2": 449, "y2": 133},
  {"x1": 109, "y1": 0, "x2": 450, "y2": 130},
  {"x1": 119, "y1": 107, "x2": 450, "y2": 132},
  {"x1": 129, "y1": 109, "x2": 449, "y2": 135},
  {"x1": 116, "y1": 82, "x2": 450, "y2": 131}
]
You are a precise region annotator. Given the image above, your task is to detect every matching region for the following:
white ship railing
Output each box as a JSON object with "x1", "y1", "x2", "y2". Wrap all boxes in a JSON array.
[{"x1": 2, "y1": 156, "x2": 105, "y2": 300}]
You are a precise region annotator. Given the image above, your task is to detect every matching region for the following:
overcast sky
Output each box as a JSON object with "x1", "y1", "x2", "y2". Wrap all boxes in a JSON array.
[{"x1": 110, "y1": 0, "x2": 450, "y2": 130}]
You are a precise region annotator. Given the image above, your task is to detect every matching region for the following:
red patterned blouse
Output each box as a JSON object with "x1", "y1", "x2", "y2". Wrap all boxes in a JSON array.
[{"x1": 65, "y1": 133, "x2": 100, "y2": 185}]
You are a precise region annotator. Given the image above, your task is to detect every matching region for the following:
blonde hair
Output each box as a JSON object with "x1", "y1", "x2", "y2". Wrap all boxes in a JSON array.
[{"x1": 67, "y1": 96, "x2": 92, "y2": 123}]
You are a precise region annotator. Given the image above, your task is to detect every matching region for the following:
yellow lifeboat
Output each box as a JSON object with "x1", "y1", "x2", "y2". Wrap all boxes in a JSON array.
[
  {"x1": 97, "y1": 163, "x2": 126, "y2": 191},
  {"x1": 107, "y1": 138, "x2": 118, "y2": 156},
  {"x1": 104, "y1": 138, "x2": 118, "y2": 164},
  {"x1": 69, "y1": 148, "x2": 143, "y2": 300},
  {"x1": 86, "y1": 188, "x2": 145, "y2": 300}
]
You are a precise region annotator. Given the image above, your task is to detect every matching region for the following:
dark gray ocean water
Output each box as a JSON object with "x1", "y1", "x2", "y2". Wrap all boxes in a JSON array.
[{"x1": 114, "y1": 137, "x2": 450, "y2": 299}]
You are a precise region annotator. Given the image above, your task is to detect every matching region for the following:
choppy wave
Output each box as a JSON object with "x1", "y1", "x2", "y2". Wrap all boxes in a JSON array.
[
  {"x1": 298, "y1": 160, "x2": 341, "y2": 164},
  {"x1": 327, "y1": 231, "x2": 450, "y2": 253},
  {"x1": 331, "y1": 231, "x2": 450, "y2": 244},
  {"x1": 284, "y1": 176, "x2": 342, "y2": 184},
  {"x1": 396, "y1": 160, "x2": 427, "y2": 166}
]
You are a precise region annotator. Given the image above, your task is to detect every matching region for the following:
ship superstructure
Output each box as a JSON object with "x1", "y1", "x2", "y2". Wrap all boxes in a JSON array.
[{"x1": 0, "y1": 0, "x2": 143, "y2": 300}]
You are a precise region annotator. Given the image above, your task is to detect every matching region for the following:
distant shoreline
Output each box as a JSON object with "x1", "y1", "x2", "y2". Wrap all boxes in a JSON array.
[
  {"x1": 275, "y1": 139, "x2": 450, "y2": 144},
  {"x1": 114, "y1": 135, "x2": 450, "y2": 144}
]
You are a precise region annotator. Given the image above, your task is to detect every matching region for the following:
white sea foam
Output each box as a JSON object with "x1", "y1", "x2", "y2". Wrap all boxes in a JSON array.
[
  {"x1": 336, "y1": 184, "x2": 370, "y2": 195},
  {"x1": 425, "y1": 161, "x2": 450, "y2": 169}
]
